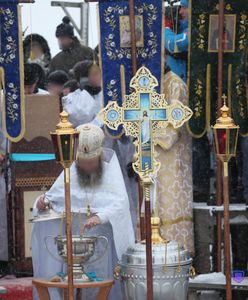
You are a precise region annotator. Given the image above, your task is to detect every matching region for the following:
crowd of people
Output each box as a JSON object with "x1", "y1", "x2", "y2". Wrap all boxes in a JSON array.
[{"x1": 23, "y1": 16, "x2": 102, "y2": 128}]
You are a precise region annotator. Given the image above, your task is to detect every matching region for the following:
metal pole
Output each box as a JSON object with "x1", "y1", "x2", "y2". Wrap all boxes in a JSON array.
[
  {"x1": 64, "y1": 167, "x2": 74, "y2": 300},
  {"x1": 60, "y1": 4, "x2": 81, "y2": 35},
  {"x1": 127, "y1": 0, "x2": 145, "y2": 247},
  {"x1": 216, "y1": 0, "x2": 224, "y2": 273},
  {"x1": 80, "y1": 3, "x2": 84, "y2": 41},
  {"x1": 144, "y1": 184, "x2": 153, "y2": 300},
  {"x1": 218, "y1": 0, "x2": 224, "y2": 108},
  {"x1": 223, "y1": 161, "x2": 232, "y2": 300},
  {"x1": 127, "y1": 2, "x2": 152, "y2": 298},
  {"x1": 80, "y1": 2, "x2": 89, "y2": 45},
  {"x1": 128, "y1": 0, "x2": 137, "y2": 75}
]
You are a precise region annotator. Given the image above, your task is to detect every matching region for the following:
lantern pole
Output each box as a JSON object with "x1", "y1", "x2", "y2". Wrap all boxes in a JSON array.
[
  {"x1": 51, "y1": 111, "x2": 79, "y2": 300},
  {"x1": 220, "y1": 95, "x2": 232, "y2": 300},
  {"x1": 222, "y1": 160, "x2": 232, "y2": 300},
  {"x1": 64, "y1": 167, "x2": 74, "y2": 300}
]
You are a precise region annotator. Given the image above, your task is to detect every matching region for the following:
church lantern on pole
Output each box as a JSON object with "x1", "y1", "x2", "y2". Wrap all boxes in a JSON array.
[
  {"x1": 50, "y1": 111, "x2": 79, "y2": 300},
  {"x1": 212, "y1": 95, "x2": 239, "y2": 300}
]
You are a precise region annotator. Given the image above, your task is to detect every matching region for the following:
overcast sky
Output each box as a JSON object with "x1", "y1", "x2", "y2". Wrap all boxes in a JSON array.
[{"x1": 21, "y1": 0, "x2": 99, "y2": 57}]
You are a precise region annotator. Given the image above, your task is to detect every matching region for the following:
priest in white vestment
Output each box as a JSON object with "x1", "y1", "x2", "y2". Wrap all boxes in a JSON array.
[
  {"x1": 61, "y1": 61, "x2": 138, "y2": 234},
  {"x1": 31, "y1": 124, "x2": 135, "y2": 300},
  {"x1": 154, "y1": 68, "x2": 194, "y2": 255}
]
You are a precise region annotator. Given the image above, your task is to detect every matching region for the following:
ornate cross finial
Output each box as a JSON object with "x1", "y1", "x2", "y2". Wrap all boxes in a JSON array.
[
  {"x1": 222, "y1": 93, "x2": 228, "y2": 106},
  {"x1": 102, "y1": 66, "x2": 193, "y2": 180}
]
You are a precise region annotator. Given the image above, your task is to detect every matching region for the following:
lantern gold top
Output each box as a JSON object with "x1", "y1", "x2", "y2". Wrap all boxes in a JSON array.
[
  {"x1": 54, "y1": 111, "x2": 76, "y2": 135},
  {"x1": 213, "y1": 94, "x2": 239, "y2": 129}
]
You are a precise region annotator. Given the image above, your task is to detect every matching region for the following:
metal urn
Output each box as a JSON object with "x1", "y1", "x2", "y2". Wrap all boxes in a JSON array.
[
  {"x1": 45, "y1": 235, "x2": 108, "y2": 282},
  {"x1": 116, "y1": 217, "x2": 193, "y2": 300}
]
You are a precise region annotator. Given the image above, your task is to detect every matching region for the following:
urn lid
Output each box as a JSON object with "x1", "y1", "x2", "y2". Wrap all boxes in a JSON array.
[{"x1": 121, "y1": 240, "x2": 191, "y2": 267}]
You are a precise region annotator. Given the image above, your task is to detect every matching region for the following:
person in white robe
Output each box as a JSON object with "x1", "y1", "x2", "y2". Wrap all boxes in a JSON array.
[
  {"x1": 62, "y1": 60, "x2": 103, "y2": 128},
  {"x1": 62, "y1": 61, "x2": 138, "y2": 234},
  {"x1": 62, "y1": 88, "x2": 102, "y2": 127},
  {"x1": 31, "y1": 124, "x2": 135, "y2": 300}
]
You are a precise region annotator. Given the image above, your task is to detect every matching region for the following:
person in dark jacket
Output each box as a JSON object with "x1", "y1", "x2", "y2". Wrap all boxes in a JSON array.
[{"x1": 49, "y1": 17, "x2": 94, "y2": 74}]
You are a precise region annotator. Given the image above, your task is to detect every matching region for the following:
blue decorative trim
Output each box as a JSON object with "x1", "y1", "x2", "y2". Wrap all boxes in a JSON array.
[
  {"x1": 10, "y1": 153, "x2": 56, "y2": 162},
  {"x1": 0, "y1": 1, "x2": 25, "y2": 141}
]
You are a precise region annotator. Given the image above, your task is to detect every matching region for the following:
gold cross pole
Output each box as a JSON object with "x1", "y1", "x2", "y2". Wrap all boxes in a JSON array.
[{"x1": 101, "y1": 66, "x2": 193, "y2": 299}]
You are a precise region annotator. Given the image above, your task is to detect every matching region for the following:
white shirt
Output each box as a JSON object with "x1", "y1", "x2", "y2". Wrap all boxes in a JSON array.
[
  {"x1": 37, "y1": 88, "x2": 49, "y2": 95},
  {"x1": 62, "y1": 89, "x2": 103, "y2": 128}
]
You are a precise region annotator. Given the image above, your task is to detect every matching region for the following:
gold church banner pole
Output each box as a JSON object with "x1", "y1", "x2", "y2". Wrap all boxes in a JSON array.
[
  {"x1": 127, "y1": 3, "x2": 154, "y2": 297},
  {"x1": 143, "y1": 167, "x2": 154, "y2": 300},
  {"x1": 216, "y1": 0, "x2": 225, "y2": 274},
  {"x1": 51, "y1": 111, "x2": 79, "y2": 300},
  {"x1": 128, "y1": 0, "x2": 138, "y2": 75}
]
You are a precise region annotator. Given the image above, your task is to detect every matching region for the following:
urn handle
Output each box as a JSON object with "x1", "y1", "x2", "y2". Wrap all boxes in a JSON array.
[
  {"x1": 113, "y1": 265, "x2": 121, "y2": 280},
  {"x1": 88, "y1": 235, "x2": 109, "y2": 264},
  {"x1": 189, "y1": 266, "x2": 196, "y2": 279},
  {"x1": 44, "y1": 235, "x2": 63, "y2": 263}
]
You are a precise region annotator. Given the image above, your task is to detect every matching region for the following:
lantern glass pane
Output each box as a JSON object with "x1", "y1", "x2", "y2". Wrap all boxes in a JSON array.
[
  {"x1": 229, "y1": 128, "x2": 238, "y2": 155},
  {"x1": 51, "y1": 134, "x2": 61, "y2": 161},
  {"x1": 217, "y1": 129, "x2": 227, "y2": 155},
  {"x1": 73, "y1": 132, "x2": 79, "y2": 161},
  {"x1": 61, "y1": 134, "x2": 72, "y2": 161},
  {"x1": 213, "y1": 130, "x2": 218, "y2": 154}
]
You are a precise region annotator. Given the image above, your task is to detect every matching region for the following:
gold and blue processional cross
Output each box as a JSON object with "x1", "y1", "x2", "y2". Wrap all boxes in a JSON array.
[{"x1": 103, "y1": 66, "x2": 193, "y2": 179}]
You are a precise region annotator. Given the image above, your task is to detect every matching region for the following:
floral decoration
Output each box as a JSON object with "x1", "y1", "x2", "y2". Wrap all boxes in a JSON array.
[
  {"x1": 193, "y1": 79, "x2": 204, "y2": 119},
  {"x1": 106, "y1": 79, "x2": 118, "y2": 101},
  {"x1": 0, "y1": 7, "x2": 17, "y2": 64},
  {"x1": 6, "y1": 82, "x2": 19, "y2": 123},
  {"x1": 238, "y1": 14, "x2": 248, "y2": 51},
  {"x1": 196, "y1": 14, "x2": 206, "y2": 51}
]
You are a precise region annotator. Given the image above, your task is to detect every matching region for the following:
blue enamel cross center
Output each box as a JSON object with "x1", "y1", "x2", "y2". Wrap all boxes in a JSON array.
[{"x1": 102, "y1": 66, "x2": 193, "y2": 179}]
